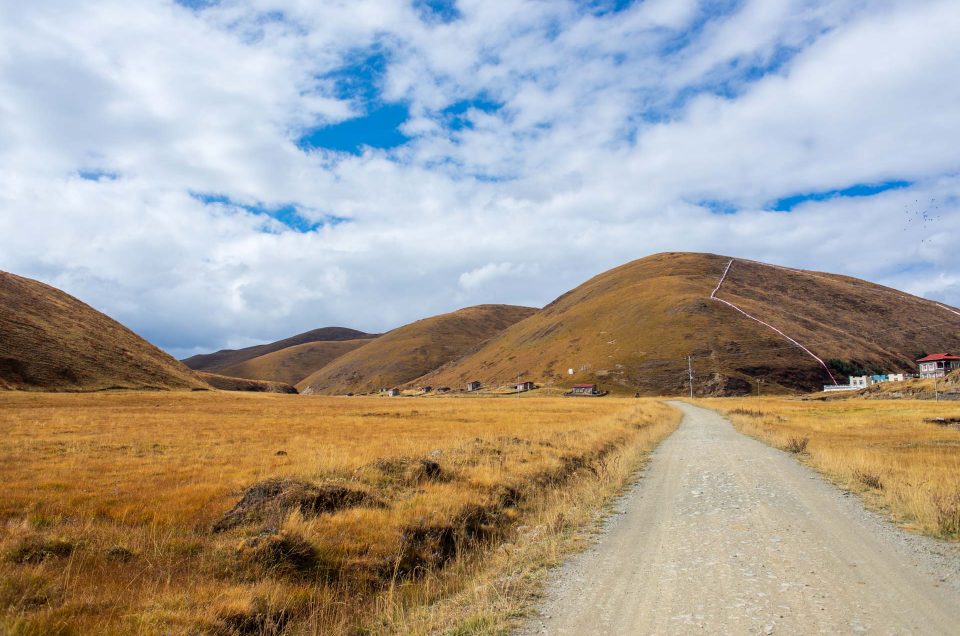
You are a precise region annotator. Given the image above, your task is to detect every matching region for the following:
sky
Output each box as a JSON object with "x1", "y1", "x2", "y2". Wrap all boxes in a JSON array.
[{"x1": 1, "y1": 0, "x2": 959, "y2": 358}]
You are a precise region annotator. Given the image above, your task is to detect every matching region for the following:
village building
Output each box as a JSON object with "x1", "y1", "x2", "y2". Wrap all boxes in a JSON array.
[
  {"x1": 385, "y1": 388, "x2": 400, "y2": 397},
  {"x1": 515, "y1": 381, "x2": 535, "y2": 392},
  {"x1": 570, "y1": 383, "x2": 602, "y2": 396},
  {"x1": 466, "y1": 380, "x2": 481, "y2": 392},
  {"x1": 917, "y1": 353, "x2": 960, "y2": 378}
]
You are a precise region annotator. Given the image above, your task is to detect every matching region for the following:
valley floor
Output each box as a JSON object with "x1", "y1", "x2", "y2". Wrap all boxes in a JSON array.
[
  {"x1": 0, "y1": 391, "x2": 678, "y2": 635},
  {"x1": 523, "y1": 402, "x2": 960, "y2": 635}
]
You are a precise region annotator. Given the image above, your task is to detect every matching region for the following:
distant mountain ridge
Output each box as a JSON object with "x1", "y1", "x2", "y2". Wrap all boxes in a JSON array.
[
  {"x1": 297, "y1": 304, "x2": 537, "y2": 394},
  {"x1": 181, "y1": 327, "x2": 377, "y2": 373},
  {"x1": 6, "y1": 253, "x2": 960, "y2": 396}
]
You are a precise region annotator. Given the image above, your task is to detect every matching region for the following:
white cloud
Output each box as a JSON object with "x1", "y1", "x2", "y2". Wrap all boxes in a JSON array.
[{"x1": 0, "y1": 0, "x2": 958, "y2": 357}]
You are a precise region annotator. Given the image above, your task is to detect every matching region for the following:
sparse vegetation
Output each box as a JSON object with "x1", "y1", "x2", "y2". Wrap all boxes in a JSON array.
[
  {"x1": 703, "y1": 398, "x2": 960, "y2": 540},
  {"x1": 783, "y1": 436, "x2": 809, "y2": 454},
  {"x1": 0, "y1": 392, "x2": 679, "y2": 634}
]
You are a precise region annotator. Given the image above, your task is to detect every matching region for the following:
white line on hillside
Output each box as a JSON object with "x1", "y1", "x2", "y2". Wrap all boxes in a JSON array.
[
  {"x1": 710, "y1": 259, "x2": 839, "y2": 385},
  {"x1": 936, "y1": 303, "x2": 960, "y2": 318},
  {"x1": 711, "y1": 259, "x2": 734, "y2": 299}
]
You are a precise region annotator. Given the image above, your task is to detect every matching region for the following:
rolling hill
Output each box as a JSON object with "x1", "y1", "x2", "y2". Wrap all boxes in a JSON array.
[
  {"x1": 181, "y1": 326, "x2": 376, "y2": 373},
  {"x1": 0, "y1": 271, "x2": 206, "y2": 391},
  {"x1": 297, "y1": 304, "x2": 537, "y2": 394},
  {"x1": 420, "y1": 253, "x2": 960, "y2": 395},
  {"x1": 196, "y1": 371, "x2": 298, "y2": 394},
  {"x1": 213, "y1": 339, "x2": 372, "y2": 386}
]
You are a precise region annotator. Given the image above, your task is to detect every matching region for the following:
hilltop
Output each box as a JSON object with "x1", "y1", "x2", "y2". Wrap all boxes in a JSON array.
[
  {"x1": 182, "y1": 326, "x2": 376, "y2": 373},
  {"x1": 297, "y1": 304, "x2": 537, "y2": 394},
  {"x1": 0, "y1": 271, "x2": 206, "y2": 391},
  {"x1": 211, "y1": 339, "x2": 372, "y2": 386},
  {"x1": 420, "y1": 253, "x2": 960, "y2": 395}
]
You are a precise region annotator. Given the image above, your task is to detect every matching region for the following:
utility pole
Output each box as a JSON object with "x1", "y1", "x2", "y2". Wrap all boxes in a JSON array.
[
  {"x1": 757, "y1": 379, "x2": 762, "y2": 398},
  {"x1": 934, "y1": 373, "x2": 940, "y2": 402},
  {"x1": 687, "y1": 355, "x2": 694, "y2": 399}
]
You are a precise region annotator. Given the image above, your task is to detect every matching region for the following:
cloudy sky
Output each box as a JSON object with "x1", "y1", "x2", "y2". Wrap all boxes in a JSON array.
[{"x1": 1, "y1": 0, "x2": 958, "y2": 358}]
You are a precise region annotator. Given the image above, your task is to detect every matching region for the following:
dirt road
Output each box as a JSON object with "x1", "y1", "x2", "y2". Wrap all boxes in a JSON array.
[{"x1": 522, "y1": 402, "x2": 960, "y2": 635}]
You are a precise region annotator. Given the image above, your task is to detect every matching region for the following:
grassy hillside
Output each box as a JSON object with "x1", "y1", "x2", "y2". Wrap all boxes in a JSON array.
[
  {"x1": 196, "y1": 371, "x2": 298, "y2": 394},
  {"x1": 297, "y1": 305, "x2": 537, "y2": 395},
  {"x1": 423, "y1": 253, "x2": 960, "y2": 395},
  {"x1": 0, "y1": 271, "x2": 206, "y2": 391},
  {"x1": 182, "y1": 327, "x2": 376, "y2": 373},
  {"x1": 215, "y1": 339, "x2": 370, "y2": 385}
]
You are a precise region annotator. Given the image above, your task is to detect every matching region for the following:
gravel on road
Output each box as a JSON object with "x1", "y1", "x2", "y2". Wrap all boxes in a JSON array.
[{"x1": 520, "y1": 401, "x2": 960, "y2": 635}]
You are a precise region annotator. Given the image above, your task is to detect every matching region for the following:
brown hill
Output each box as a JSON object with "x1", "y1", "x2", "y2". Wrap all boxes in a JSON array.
[
  {"x1": 215, "y1": 339, "x2": 371, "y2": 385},
  {"x1": 0, "y1": 271, "x2": 206, "y2": 391},
  {"x1": 297, "y1": 304, "x2": 538, "y2": 394},
  {"x1": 420, "y1": 253, "x2": 960, "y2": 396},
  {"x1": 182, "y1": 327, "x2": 376, "y2": 373},
  {"x1": 196, "y1": 371, "x2": 298, "y2": 394}
]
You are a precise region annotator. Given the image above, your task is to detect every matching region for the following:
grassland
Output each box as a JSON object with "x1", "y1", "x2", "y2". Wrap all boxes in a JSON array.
[
  {"x1": 701, "y1": 398, "x2": 960, "y2": 540},
  {"x1": 0, "y1": 392, "x2": 678, "y2": 635}
]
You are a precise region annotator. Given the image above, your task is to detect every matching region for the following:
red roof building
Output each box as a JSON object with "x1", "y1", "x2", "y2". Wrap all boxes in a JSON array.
[{"x1": 917, "y1": 353, "x2": 960, "y2": 378}]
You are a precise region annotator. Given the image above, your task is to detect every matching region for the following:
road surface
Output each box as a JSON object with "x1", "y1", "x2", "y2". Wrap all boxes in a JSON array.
[{"x1": 521, "y1": 402, "x2": 960, "y2": 635}]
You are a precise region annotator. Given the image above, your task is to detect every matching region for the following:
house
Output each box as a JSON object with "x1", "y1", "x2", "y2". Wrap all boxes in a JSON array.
[
  {"x1": 850, "y1": 376, "x2": 873, "y2": 389},
  {"x1": 515, "y1": 381, "x2": 535, "y2": 392},
  {"x1": 466, "y1": 380, "x2": 481, "y2": 392},
  {"x1": 421, "y1": 386, "x2": 432, "y2": 393},
  {"x1": 917, "y1": 353, "x2": 960, "y2": 378},
  {"x1": 569, "y1": 383, "x2": 604, "y2": 396},
  {"x1": 385, "y1": 388, "x2": 400, "y2": 397},
  {"x1": 437, "y1": 386, "x2": 451, "y2": 393}
]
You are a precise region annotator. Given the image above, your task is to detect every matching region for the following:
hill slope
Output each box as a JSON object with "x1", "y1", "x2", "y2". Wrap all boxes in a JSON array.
[
  {"x1": 0, "y1": 271, "x2": 206, "y2": 391},
  {"x1": 421, "y1": 253, "x2": 960, "y2": 395},
  {"x1": 196, "y1": 371, "x2": 298, "y2": 394},
  {"x1": 214, "y1": 339, "x2": 371, "y2": 385},
  {"x1": 297, "y1": 305, "x2": 538, "y2": 394},
  {"x1": 182, "y1": 327, "x2": 376, "y2": 373}
]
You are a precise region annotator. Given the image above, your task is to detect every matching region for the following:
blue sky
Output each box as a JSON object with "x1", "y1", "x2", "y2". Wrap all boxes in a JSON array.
[{"x1": 0, "y1": 0, "x2": 958, "y2": 356}]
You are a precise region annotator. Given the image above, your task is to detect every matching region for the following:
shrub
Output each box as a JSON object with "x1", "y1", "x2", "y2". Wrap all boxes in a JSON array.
[
  {"x1": 853, "y1": 469, "x2": 884, "y2": 490},
  {"x1": 783, "y1": 437, "x2": 809, "y2": 454}
]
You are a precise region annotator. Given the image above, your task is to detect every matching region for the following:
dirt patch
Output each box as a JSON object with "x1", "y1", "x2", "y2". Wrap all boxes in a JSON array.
[
  {"x1": 213, "y1": 478, "x2": 381, "y2": 533},
  {"x1": 396, "y1": 504, "x2": 505, "y2": 577},
  {"x1": 371, "y1": 457, "x2": 448, "y2": 486}
]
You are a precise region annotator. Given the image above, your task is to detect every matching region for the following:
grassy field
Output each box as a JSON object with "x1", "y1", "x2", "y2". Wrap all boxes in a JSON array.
[
  {"x1": 0, "y1": 392, "x2": 679, "y2": 635},
  {"x1": 701, "y1": 398, "x2": 960, "y2": 540}
]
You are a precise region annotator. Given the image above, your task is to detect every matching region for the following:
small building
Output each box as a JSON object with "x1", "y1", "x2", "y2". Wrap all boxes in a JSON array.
[
  {"x1": 823, "y1": 384, "x2": 859, "y2": 392},
  {"x1": 437, "y1": 386, "x2": 451, "y2": 393},
  {"x1": 917, "y1": 353, "x2": 960, "y2": 379},
  {"x1": 850, "y1": 376, "x2": 873, "y2": 389},
  {"x1": 385, "y1": 388, "x2": 400, "y2": 397},
  {"x1": 420, "y1": 386, "x2": 432, "y2": 393},
  {"x1": 515, "y1": 381, "x2": 535, "y2": 392},
  {"x1": 466, "y1": 380, "x2": 481, "y2": 392},
  {"x1": 570, "y1": 383, "x2": 603, "y2": 396}
]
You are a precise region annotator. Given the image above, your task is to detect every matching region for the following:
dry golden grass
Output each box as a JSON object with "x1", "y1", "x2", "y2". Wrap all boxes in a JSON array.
[
  {"x1": 0, "y1": 392, "x2": 678, "y2": 635},
  {"x1": 700, "y1": 398, "x2": 960, "y2": 540}
]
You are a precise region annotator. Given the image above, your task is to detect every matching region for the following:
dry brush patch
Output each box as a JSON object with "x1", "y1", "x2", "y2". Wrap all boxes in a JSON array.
[
  {"x1": 700, "y1": 398, "x2": 960, "y2": 540},
  {"x1": 0, "y1": 392, "x2": 678, "y2": 634}
]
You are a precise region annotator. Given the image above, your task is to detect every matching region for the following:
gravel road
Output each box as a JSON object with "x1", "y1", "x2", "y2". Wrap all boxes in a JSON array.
[{"x1": 521, "y1": 401, "x2": 960, "y2": 635}]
